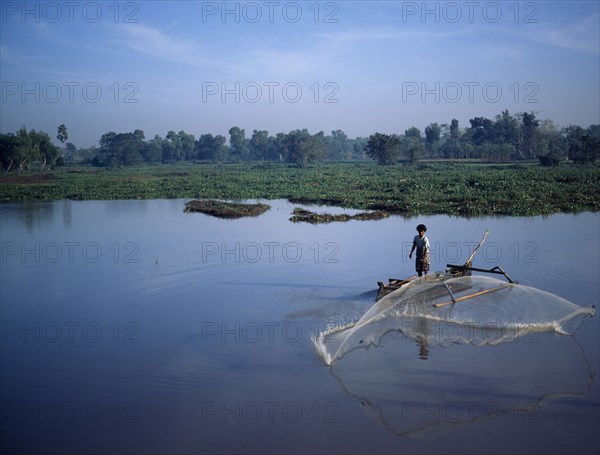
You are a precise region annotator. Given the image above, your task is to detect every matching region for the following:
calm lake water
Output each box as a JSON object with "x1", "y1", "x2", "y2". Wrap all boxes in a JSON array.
[{"x1": 1, "y1": 199, "x2": 598, "y2": 455}]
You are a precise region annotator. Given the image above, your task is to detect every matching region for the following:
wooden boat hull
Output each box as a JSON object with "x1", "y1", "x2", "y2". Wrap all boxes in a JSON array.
[
  {"x1": 376, "y1": 264, "x2": 513, "y2": 302},
  {"x1": 375, "y1": 269, "x2": 467, "y2": 302},
  {"x1": 376, "y1": 276, "x2": 417, "y2": 301}
]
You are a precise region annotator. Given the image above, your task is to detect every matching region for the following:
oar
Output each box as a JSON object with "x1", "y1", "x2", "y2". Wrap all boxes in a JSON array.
[{"x1": 433, "y1": 283, "x2": 510, "y2": 308}]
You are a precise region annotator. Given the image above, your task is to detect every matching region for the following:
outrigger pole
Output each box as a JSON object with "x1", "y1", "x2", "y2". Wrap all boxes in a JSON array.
[
  {"x1": 445, "y1": 265, "x2": 515, "y2": 284},
  {"x1": 464, "y1": 229, "x2": 489, "y2": 268},
  {"x1": 434, "y1": 283, "x2": 511, "y2": 308},
  {"x1": 445, "y1": 229, "x2": 514, "y2": 283},
  {"x1": 435, "y1": 229, "x2": 518, "y2": 308}
]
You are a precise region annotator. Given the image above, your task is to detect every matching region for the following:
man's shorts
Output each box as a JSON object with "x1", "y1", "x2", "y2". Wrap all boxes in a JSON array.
[{"x1": 416, "y1": 256, "x2": 430, "y2": 274}]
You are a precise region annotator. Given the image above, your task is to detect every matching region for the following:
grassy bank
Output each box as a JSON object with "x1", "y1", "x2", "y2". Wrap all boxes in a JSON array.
[{"x1": 1, "y1": 162, "x2": 599, "y2": 216}]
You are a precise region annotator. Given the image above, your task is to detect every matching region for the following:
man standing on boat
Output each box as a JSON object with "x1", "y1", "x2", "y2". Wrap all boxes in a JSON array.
[{"x1": 409, "y1": 224, "x2": 430, "y2": 277}]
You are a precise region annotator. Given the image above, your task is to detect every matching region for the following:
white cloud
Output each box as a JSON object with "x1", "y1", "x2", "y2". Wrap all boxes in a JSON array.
[
  {"x1": 312, "y1": 25, "x2": 475, "y2": 46},
  {"x1": 109, "y1": 23, "x2": 220, "y2": 68},
  {"x1": 527, "y1": 13, "x2": 600, "y2": 54}
]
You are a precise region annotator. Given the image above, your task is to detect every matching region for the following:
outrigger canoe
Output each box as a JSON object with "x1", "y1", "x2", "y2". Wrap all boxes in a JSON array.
[{"x1": 376, "y1": 230, "x2": 514, "y2": 301}]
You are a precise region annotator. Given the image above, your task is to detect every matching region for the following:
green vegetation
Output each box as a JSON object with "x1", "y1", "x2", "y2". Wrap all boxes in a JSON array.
[
  {"x1": 0, "y1": 127, "x2": 62, "y2": 172},
  {"x1": 184, "y1": 200, "x2": 270, "y2": 218},
  {"x1": 290, "y1": 207, "x2": 389, "y2": 224},
  {"x1": 1, "y1": 162, "x2": 598, "y2": 216}
]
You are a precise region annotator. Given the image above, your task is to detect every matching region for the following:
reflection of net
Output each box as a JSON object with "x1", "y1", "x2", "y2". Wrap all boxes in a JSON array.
[
  {"x1": 314, "y1": 274, "x2": 595, "y2": 366},
  {"x1": 328, "y1": 331, "x2": 595, "y2": 439}
]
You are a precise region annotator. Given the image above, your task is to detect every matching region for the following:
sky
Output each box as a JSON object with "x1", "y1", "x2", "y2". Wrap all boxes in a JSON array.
[{"x1": 1, "y1": 0, "x2": 599, "y2": 147}]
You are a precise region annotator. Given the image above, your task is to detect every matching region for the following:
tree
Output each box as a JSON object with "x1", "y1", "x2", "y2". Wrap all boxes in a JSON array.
[
  {"x1": 143, "y1": 135, "x2": 163, "y2": 163},
  {"x1": 270, "y1": 133, "x2": 288, "y2": 161},
  {"x1": 34, "y1": 130, "x2": 61, "y2": 168},
  {"x1": 469, "y1": 117, "x2": 495, "y2": 146},
  {"x1": 249, "y1": 130, "x2": 270, "y2": 160},
  {"x1": 229, "y1": 127, "x2": 249, "y2": 160},
  {"x1": 15, "y1": 126, "x2": 33, "y2": 171},
  {"x1": 494, "y1": 111, "x2": 519, "y2": 143},
  {"x1": 520, "y1": 112, "x2": 540, "y2": 159},
  {"x1": 425, "y1": 123, "x2": 441, "y2": 157},
  {"x1": 64, "y1": 142, "x2": 77, "y2": 161},
  {"x1": 178, "y1": 131, "x2": 195, "y2": 161},
  {"x1": 97, "y1": 131, "x2": 143, "y2": 166},
  {"x1": 0, "y1": 127, "x2": 61, "y2": 172},
  {"x1": 133, "y1": 129, "x2": 145, "y2": 142},
  {"x1": 567, "y1": 125, "x2": 600, "y2": 164},
  {"x1": 57, "y1": 124, "x2": 68, "y2": 144},
  {"x1": 162, "y1": 130, "x2": 183, "y2": 163},
  {"x1": 351, "y1": 137, "x2": 368, "y2": 159},
  {"x1": 493, "y1": 110, "x2": 520, "y2": 159},
  {"x1": 439, "y1": 119, "x2": 464, "y2": 159},
  {"x1": 580, "y1": 134, "x2": 600, "y2": 163},
  {"x1": 96, "y1": 132, "x2": 116, "y2": 166},
  {"x1": 403, "y1": 127, "x2": 425, "y2": 163},
  {"x1": 537, "y1": 119, "x2": 564, "y2": 160},
  {"x1": 329, "y1": 129, "x2": 353, "y2": 160},
  {"x1": 283, "y1": 129, "x2": 325, "y2": 167},
  {"x1": 365, "y1": 133, "x2": 401, "y2": 165},
  {"x1": 588, "y1": 124, "x2": 600, "y2": 139},
  {"x1": 0, "y1": 132, "x2": 19, "y2": 173},
  {"x1": 450, "y1": 119, "x2": 461, "y2": 140},
  {"x1": 195, "y1": 134, "x2": 227, "y2": 161}
]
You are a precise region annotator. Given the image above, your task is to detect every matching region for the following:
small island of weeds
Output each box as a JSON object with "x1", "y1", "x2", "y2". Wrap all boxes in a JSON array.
[
  {"x1": 290, "y1": 207, "x2": 389, "y2": 224},
  {"x1": 184, "y1": 200, "x2": 270, "y2": 218}
]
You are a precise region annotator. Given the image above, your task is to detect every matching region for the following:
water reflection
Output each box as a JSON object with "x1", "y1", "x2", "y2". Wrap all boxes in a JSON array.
[
  {"x1": 329, "y1": 324, "x2": 595, "y2": 439},
  {"x1": 12, "y1": 201, "x2": 56, "y2": 232},
  {"x1": 103, "y1": 199, "x2": 152, "y2": 218},
  {"x1": 62, "y1": 200, "x2": 72, "y2": 228},
  {"x1": 416, "y1": 318, "x2": 429, "y2": 360}
]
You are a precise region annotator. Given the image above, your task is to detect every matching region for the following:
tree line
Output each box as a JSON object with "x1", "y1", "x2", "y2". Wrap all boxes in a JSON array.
[
  {"x1": 1, "y1": 111, "x2": 598, "y2": 173},
  {"x1": 366, "y1": 111, "x2": 599, "y2": 165},
  {"x1": 89, "y1": 127, "x2": 367, "y2": 168}
]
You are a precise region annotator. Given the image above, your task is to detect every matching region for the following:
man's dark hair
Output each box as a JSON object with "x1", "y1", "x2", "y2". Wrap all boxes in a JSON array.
[{"x1": 416, "y1": 224, "x2": 427, "y2": 232}]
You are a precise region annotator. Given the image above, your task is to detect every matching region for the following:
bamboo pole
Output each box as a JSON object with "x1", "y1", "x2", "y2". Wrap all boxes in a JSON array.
[
  {"x1": 464, "y1": 229, "x2": 489, "y2": 267},
  {"x1": 389, "y1": 275, "x2": 417, "y2": 285},
  {"x1": 443, "y1": 282, "x2": 457, "y2": 303},
  {"x1": 433, "y1": 283, "x2": 510, "y2": 308}
]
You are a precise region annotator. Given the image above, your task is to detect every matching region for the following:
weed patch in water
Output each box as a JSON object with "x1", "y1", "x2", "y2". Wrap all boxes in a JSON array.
[
  {"x1": 290, "y1": 207, "x2": 389, "y2": 224},
  {"x1": 184, "y1": 199, "x2": 270, "y2": 218}
]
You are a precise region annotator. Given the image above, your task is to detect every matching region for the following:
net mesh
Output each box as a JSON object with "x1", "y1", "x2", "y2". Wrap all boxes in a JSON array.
[{"x1": 314, "y1": 274, "x2": 595, "y2": 366}]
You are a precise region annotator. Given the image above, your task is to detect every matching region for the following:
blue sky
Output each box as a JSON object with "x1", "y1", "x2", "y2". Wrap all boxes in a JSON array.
[{"x1": 1, "y1": 0, "x2": 599, "y2": 147}]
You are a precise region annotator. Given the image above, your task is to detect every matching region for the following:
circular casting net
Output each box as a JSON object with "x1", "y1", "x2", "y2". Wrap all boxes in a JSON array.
[{"x1": 314, "y1": 273, "x2": 595, "y2": 366}]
